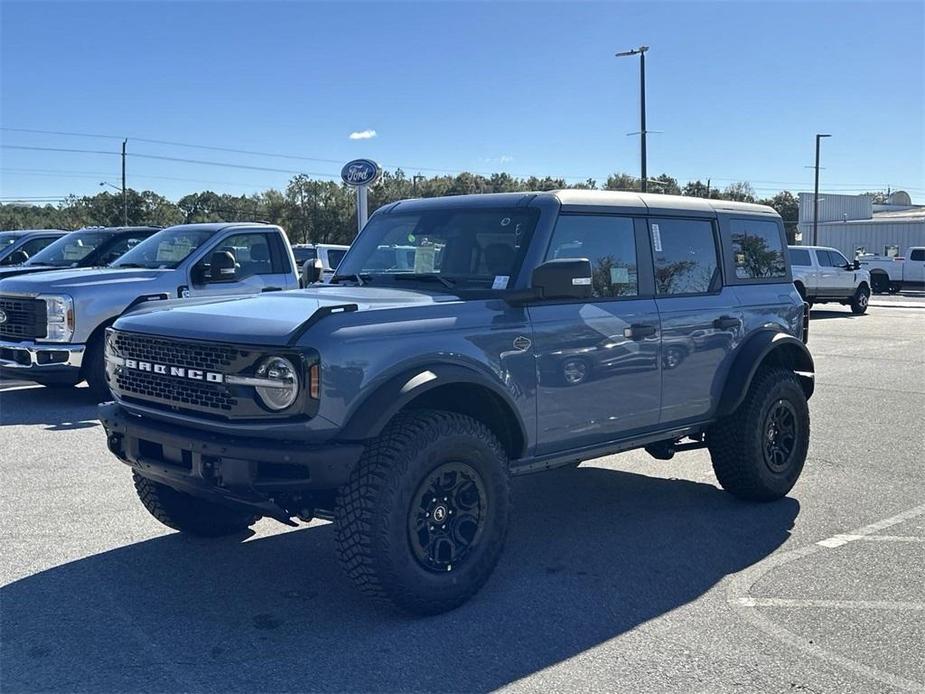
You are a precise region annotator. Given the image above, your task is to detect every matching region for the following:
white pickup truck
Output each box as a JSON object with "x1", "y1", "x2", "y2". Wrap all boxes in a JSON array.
[
  {"x1": 788, "y1": 245, "x2": 871, "y2": 314},
  {"x1": 858, "y1": 247, "x2": 925, "y2": 294}
]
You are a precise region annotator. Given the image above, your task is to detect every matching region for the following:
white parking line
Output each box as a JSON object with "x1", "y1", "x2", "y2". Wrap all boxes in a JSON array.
[
  {"x1": 728, "y1": 503, "x2": 925, "y2": 693},
  {"x1": 735, "y1": 597, "x2": 925, "y2": 611}
]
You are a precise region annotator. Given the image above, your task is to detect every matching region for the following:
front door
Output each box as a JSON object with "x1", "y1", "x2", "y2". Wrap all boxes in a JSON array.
[
  {"x1": 650, "y1": 217, "x2": 741, "y2": 424},
  {"x1": 187, "y1": 230, "x2": 292, "y2": 298},
  {"x1": 530, "y1": 214, "x2": 660, "y2": 455}
]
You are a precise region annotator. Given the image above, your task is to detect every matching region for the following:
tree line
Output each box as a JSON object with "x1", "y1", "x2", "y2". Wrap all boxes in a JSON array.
[{"x1": 0, "y1": 170, "x2": 801, "y2": 244}]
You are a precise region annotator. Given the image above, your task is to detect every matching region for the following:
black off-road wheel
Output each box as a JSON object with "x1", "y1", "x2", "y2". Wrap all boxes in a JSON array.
[
  {"x1": 850, "y1": 285, "x2": 870, "y2": 314},
  {"x1": 334, "y1": 410, "x2": 511, "y2": 615},
  {"x1": 708, "y1": 367, "x2": 809, "y2": 501},
  {"x1": 133, "y1": 472, "x2": 259, "y2": 537}
]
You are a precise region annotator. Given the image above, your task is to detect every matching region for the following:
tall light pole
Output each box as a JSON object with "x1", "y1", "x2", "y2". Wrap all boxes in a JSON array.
[
  {"x1": 812, "y1": 133, "x2": 831, "y2": 245},
  {"x1": 121, "y1": 139, "x2": 128, "y2": 227},
  {"x1": 100, "y1": 180, "x2": 128, "y2": 226},
  {"x1": 616, "y1": 45, "x2": 649, "y2": 192}
]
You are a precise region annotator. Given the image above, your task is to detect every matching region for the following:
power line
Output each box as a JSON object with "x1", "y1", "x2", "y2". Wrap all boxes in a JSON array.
[{"x1": 0, "y1": 167, "x2": 277, "y2": 188}]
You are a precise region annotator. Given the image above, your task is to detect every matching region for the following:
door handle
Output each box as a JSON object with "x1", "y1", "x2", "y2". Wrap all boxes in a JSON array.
[
  {"x1": 713, "y1": 316, "x2": 740, "y2": 330},
  {"x1": 624, "y1": 324, "x2": 657, "y2": 340}
]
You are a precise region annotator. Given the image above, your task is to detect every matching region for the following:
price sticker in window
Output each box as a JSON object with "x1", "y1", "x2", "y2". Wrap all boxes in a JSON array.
[{"x1": 651, "y1": 223, "x2": 663, "y2": 253}]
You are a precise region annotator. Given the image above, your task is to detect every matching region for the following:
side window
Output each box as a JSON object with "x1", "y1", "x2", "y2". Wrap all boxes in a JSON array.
[
  {"x1": 99, "y1": 236, "x2": 146, "y2": 265},
  {"x1": 788, "y1": 248, "x2": 812, "y2": 266},
  {"x1": 730, "y1": 219, "x2": 787, "y2": 279},
  {"x1": 327, "y1": 249, "x2": 347, "y2": 269},
  {"x1": 910, "y1": 249, "x2": 925, "y2": 262},
  {"x1": 651, "y1": 218, "x2": 719, "y2": 296},
  {"x1": 211, "y1": 233, "x2": 281, "y2": 280},
  {"x1": 545, "y1": 215, "x2": 638, "y2": 298},
  {"x1": 823, "y1": 249, "x2": 849, "y2": 267},
  {"x1": 20, "y1": 236, "x2": 58, "y2": 257},
  {"x1": 815, "y1": 250, "x2": 835, "y2": 267}
]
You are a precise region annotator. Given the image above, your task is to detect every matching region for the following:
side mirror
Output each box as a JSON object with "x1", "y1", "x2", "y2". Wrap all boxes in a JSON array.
[
  {"x1": 531, "y1": 258, "x2": 593, "y2": 300},
  {"x1": 302, "y1": 258, "x2": 323, "y2": 285},
  {"x1": 852, "y1": 260, "x2": 861, "y2": 270},
  {"x1": 209, "y1": 250, "x2": 237, "y2": 281},
  {"x1": 7, "y1": 249, "x2": 29, "y2": 265}
]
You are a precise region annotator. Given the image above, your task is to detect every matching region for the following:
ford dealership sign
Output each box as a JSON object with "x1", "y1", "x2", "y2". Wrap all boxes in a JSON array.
[{"x1": 341, "y1": 159, "x2": 381, "y2": 187}]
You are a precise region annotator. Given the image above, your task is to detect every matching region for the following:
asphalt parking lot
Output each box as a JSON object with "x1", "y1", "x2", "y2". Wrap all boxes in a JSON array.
[{"x1": 1, "y1": 297, "x2": 923, "y2": 693}]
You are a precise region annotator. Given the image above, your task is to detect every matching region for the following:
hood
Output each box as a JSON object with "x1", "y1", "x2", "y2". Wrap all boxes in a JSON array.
[
  {"x1": 0, "y1": 264, "x2": 75, "y2": 280},
  {"x1": 114, "y1": 286, "x2": 446, "y2": 346},
  {"x1": 0, "y1": 267, "x2": 167, "y2": 295}
]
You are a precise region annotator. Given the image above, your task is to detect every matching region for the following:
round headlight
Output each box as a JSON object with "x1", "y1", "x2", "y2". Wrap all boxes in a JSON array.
[{"x1": 254, "y1": 356, "x2": 300, "y2": 410}]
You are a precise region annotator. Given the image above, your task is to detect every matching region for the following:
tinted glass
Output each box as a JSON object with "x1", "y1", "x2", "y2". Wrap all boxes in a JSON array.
[
  {"x1": 292, "y1": 247, "x2": 316, "y2": 264},
  {"x1": 0, "y1": 233, "x2": 21, "y2": 250},
  {"x1": 19, "y1": 236, "x2": 57, "y2": 258},
  {"x1": 211, "y1": 233, "x2": 281, "y2": 279},
  {"x1": 545, "y1": 215, "x2": 638, "y2": 297},
  {"x1": 730, "y1": 219, "x2": 786, "y2": 279},
  {"x1": 651, "y1": 219, "x2": 719, "y2": 295},
  {"x1": 788, "y1": 248, "x2": 812, "y2": 266},
  {"x1": 327, "y1": 249, "x2": 347, "y2": 268},
  {"x1": 113, "y1": 228, "x2": 214, "y2": 269},
  {"x1": 910, "y1": 249, "x2": 925, "y2": 261},
  {"x1": 337, "y1": 207, "x2": 539, "y2": 289},
  {"x1": 100, "y1": 235, "x2": 149, "y2": 266},
  {"x1": 25, "y1": 231, "x2": 111, "y2": 267}
]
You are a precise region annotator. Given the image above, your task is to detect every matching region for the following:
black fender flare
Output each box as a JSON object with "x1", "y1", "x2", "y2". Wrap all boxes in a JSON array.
[
  {"x1": 339, "y1": 362, "x2": 528, "y2": 455},
  {"x1": 716, "y1": 331, "x2": 814, "y2": 418}
]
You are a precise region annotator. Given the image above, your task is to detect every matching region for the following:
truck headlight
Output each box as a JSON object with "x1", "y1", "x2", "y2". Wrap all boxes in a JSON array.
[
  {"x1": 37, "y1": 294, "x2": 74, "y2": 343},
  {"x1": 254, "y1": 356, "x2": 300, "y2": 410}
]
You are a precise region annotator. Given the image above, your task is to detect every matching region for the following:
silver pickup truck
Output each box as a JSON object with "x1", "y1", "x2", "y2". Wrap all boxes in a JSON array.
[{"x1": 0, "y1": 222, "x2": 298, "y2": 398}]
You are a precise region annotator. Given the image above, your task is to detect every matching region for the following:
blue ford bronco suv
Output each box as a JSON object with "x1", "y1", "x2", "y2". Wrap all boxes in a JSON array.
[{"x1": 99, "y1": 191, "x2": 813, "y2": 614}]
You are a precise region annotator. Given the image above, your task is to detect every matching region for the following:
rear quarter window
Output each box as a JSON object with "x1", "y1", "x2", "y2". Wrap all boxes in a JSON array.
[
  {"x1": 788, "y1": 248, "x2": 812, "y2": 266},
  {"x1": 730, "y1": 219, "x2": 787, "y2": 279}
]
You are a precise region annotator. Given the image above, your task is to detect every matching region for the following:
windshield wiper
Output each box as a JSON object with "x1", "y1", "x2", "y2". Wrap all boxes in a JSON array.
[
  {"x1": 330, "y1": 273, "x2": 370, "y2": 286},
  {"x1": 113, "y1": 263, "x2": 146, "y2": 268},
  {"x1": 393, "y1": 273, "x2": 456, "y2": 289}
]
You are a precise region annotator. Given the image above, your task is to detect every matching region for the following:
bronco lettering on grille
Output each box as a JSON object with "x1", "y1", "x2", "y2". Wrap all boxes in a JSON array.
[{"x1": 124, "y1": 358, "x2": 224, "y2": 383}]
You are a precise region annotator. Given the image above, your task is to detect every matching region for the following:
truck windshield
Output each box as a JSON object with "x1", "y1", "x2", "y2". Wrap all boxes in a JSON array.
[
  {"x1": 25, "y1": 231, "x2": 111, "y2": 267},
  {"x1": 334, "y1": 207, "x2": 540, "y2": 289},
  {"x1": 112, "y1": 228, "x2": 214, "y2": 269}
]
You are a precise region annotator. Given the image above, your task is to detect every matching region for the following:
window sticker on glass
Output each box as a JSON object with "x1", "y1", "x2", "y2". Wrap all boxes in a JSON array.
[
  {"x1": 610, "y1": 266, "x2": 629, "y2": 285},
  {"x1": 413, "y1": 244, "x2": 436, "y2": 273},
  {"x1": 492, "y1": 275, "x2": 509, "y2": 289},
  {"x1": 651, "y1": 223, "x2": 663, "y2": 252}
]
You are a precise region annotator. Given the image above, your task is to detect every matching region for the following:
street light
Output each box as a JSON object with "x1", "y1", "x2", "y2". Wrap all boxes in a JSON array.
[
  {"x1": 99, "y1": 180, "x2": 128, "y2": 226},
  {"x1": 616, "y1": 45, "x2": 650, "y2": 192},
  {"x1": 812, "y1": 133, "x2": 831, "y2": 245}
]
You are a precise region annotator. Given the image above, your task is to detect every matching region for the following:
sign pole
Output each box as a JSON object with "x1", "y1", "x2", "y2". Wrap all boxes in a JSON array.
[{"x1": 357, "y1": 185, "x2": 368, "y2": 234}]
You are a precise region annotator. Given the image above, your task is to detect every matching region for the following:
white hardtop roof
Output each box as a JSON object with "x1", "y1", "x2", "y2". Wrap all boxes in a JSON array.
[{"x1": 549, "y1": 189, "x2": 777, "y2": 215}]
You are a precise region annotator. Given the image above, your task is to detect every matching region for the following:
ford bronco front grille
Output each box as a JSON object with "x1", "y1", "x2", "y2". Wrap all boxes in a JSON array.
[
  {"x1": 112, "y1": 332, "x2": 241, "y2": 372},
  {"x1": 115, "y1": 368, "x2": 238, "y2": 411},
  {"x1": 0, "y1": 296, "x2": 47, "y2": 340}
]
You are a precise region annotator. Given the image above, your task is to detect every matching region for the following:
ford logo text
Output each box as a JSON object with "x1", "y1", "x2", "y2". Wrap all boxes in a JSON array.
[{"x1": 341, "y1": 159, "x2": 381, "y2": 187}]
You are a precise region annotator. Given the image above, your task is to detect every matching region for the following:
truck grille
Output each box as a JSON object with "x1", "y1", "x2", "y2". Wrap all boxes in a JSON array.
[
  {"x1": 0, "y1": 296, "x2": 47, "y2": 340},
  {"x1": 111, "y1": 332, "x2": 241, "y2": 372},
  {"x1": 115, "y1": 368, "x2": 238, "y2": 411}
]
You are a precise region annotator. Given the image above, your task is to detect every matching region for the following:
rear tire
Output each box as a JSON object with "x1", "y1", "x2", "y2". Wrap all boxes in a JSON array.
[
  {"x1": 334, "y1": 410, "x2": 510, "y2": 615},
  {"x1": 850, "y1": 285, "x2": 870, "y2": 314},
  {"x1": 708, "y1": 367, "x2": 809, "y2": 501},
  {"x1": 133, "y1": 473, "x2": 259, "y2": 537}
]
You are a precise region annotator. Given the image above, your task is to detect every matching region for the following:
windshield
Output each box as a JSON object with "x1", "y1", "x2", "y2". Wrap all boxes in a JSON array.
[
  {"x1": 0, "y1": 233, "x2": 22, "y2": 250},
  {"x1": 26, "y1": 231, "x2": 111, "y2": 267},
  {"x1": 335, "y1": 207, "x2": 540, "y2": 289},
  {"x1": 112, "y1": 228, "x2": 214, "y2": 269}
]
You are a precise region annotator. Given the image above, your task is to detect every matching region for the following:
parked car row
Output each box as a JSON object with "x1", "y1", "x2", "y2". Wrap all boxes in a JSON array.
[{"x1": 0, "y1": 223, "x2": 347, "y2": 397}]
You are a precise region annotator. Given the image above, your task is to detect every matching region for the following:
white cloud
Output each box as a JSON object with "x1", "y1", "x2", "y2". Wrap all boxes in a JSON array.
[
  {"x1": 483, "y1": 155, "x2": 514, "y2": 165},
  {"x1": 349, "y1": 129, "x2": 377, "y2": 140}
]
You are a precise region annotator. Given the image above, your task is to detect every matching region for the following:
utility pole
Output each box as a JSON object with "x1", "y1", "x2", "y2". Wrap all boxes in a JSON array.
[
  {"x1": 812, "y1": 133, "x2": 831, "y2": 245},
  {"x1": 121, "y1": 139, "x2": 128, "y2": 226},
  {"x1": 616, "y1": 46, "x2": 650, "y2": 192}
]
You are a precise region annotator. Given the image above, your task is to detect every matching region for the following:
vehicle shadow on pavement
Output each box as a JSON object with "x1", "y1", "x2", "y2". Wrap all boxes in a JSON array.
[
  {"x1": 0, "y1": 385, "x2": 100, "y2": 430},
  {"x1": 1, "y1": 467, "x2": 799, "y2": 692},
  {"x1": 809, "y1": 309, "x2": 865, "y2": 321}
]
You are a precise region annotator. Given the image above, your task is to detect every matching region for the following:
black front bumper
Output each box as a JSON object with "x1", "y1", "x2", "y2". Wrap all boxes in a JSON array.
[{"x1": 99, "y1": 402, "x2": 364, "y2": 520}]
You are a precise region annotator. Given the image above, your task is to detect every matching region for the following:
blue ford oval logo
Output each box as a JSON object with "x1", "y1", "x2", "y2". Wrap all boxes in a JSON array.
[
  {"x1": 341, "y1": 159, "x2": 381, "y2": 187},
  {"x1": 0, "y1": 308, "x2": 6, "y2": 324}
]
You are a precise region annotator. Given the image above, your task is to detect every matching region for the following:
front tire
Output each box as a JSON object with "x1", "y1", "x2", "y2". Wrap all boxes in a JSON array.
[
  {"x1": 133, "y1": 473, "x2": 259, "y2": 536},
  {"x1": 83, "y1": 333, "x2": 110, "y2": 402},
  {"x1": 850, "y1": 285, "x2": 870, "y2": 314},
  {"x1": 334, "y1": 410, "x2": 510, "y2": 615},
  {"x1": 708, "y1": 367, "x2": 809, "y2": 501}
]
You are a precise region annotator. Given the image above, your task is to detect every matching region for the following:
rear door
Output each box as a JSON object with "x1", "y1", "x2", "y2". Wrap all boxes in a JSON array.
[
  {"x1": 651, "y1": 217, "x2": 741, "y2": 424},
  {"x1": 530, "y1": 214, "x2": 660, "y2": 454},
  {"x1": 905, "y1": 248, "x2": 925, "y2": 284}
]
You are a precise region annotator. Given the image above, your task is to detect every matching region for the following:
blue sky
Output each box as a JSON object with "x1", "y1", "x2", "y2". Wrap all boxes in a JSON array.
[{"x1": 1, "y1": 1, "x2": 922, "y2": 203}]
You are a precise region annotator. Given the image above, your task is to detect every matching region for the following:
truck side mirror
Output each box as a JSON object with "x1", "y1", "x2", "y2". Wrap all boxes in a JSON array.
[
  {"x1": 531, "y1": 258, "x2": 594, "y2": 300},
  {"x1": 209, "y1": 250, "x2": 237, "y2": 281},
  {"x1": 302, "y1": 258, "x2": 323, "y2": 285},
  {"x1": 853, "y1": 260, "x2": 861, "y2": 270},
  {"x1": 7, "y1": 249, "x2": 29, "y2": 265}
]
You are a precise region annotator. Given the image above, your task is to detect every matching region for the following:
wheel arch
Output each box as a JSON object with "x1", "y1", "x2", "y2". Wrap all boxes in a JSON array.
[
  {"x1": 716, "y1": 331, "x2": 814, "y2": 418},
  {"x1": 339, "y1": 364, "x2": 528, "y2": 460}
]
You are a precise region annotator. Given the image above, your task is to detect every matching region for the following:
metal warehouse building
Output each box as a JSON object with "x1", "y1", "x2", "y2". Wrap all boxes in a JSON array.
[{"x1": 796, "y1": 191, "x2": 925, "y2": 257}]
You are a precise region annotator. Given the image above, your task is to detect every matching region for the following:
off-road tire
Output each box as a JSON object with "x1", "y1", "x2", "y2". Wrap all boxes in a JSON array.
[
  {"x1": 334, "y1": 410, "x2": 510, "y2": 615},
  {"x1": 83, "y1": 333, "x2": 110, "y2": 402},
  {"x1": 850, "y1": 285, "x2": 870, "y2": 314},
  {"x1": 708, "y1": 367, "x2": 809, "y2": 501},
  {"x1": 133, "y1": 472, "x2": 259, "y2": 536}
]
